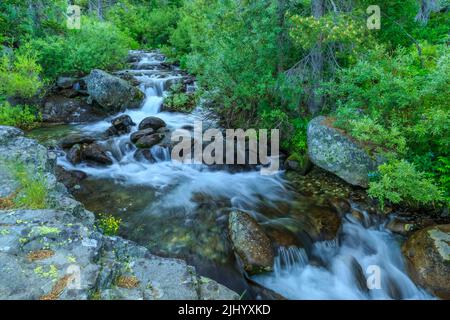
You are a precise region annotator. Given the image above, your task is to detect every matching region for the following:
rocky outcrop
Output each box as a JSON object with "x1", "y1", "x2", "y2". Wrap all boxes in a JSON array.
[
  {"x1": 134, "y1": 133, "x2": 164, "y2": 149},
  {"x1": 307, "y1": 116, "x2": 380, "y2": 188},
  {"x1": 228, "y1": 211, "x2": 274, "y2": 274},
  {"x1": 402, "y1": 224, "x2": 450, "y2": 299},
  {"x1": 85, "y1": 69, "x2": 144, "y2": 113},
  {"x1": 0, "y1": 126, "x2": 238, "y2": 300}
]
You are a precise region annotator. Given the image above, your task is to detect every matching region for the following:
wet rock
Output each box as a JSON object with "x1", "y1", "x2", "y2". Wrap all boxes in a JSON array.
[
  {"x1": 85, "y1": 69, "x2": 144, "y2": 113},
  {"x1": 60, "y1": 134, "x2": 96, "y2": 149},
  {"x1": 386, "y1": 218, "x2": 415, "y2": 236},
  {"x1": 228, "y1": 211, "x2": 274, "y2": 274},
  {"x1": 138, "y1": 116, "x2": 166, "y2": 131},
  {"x1": 66, "y1": 144, "x2": 83, "y2": 165},
  {"x1": 135, "y1": 133, "x2": 164, "y2": 149},
  {"x1": 42, "y1": 96, "x2": 102, "y2": 124},
  {"x1": 328, "y1": 198, "x2": 351, "y2": 215},
  {"x1": 130, "y1": 128, "x2": 155, "y2": 144},
  {"x1": 264, "y1": 224, "x2": 303, "y2": 248},
  {"x1": 56, "y1": 76, "x2": 79, "y2": 89},
  {"x1": 307, "y1": 116, "x2": 382, "y2": 188},
  {"x1": 284, "y1": 153, "x2": 313, "y2": 176},
  {"x1": 106, "y1": 115, "x2": 136, "y2": 137},
  {"x1": 133, "y1": 149, "x2": 155, "y2": 163},
  {"x1": 402, "y1": 224, "x2": 450, "y2": 299},
  {"x1": 82, "y1": 143, "x2": 113, "y2": 165}
]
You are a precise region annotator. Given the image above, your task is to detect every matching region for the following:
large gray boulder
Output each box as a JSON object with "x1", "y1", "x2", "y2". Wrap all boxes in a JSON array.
[
  {"x1": 307, "y1": 116, "x2": 380, "y2": 188},
  {"x1": 85, "y1": 69, "x2": 144, "y2": 113}
]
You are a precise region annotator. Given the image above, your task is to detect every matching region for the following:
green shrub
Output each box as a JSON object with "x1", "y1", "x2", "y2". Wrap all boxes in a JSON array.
[
  {"x1": 368, "y1": 160, "x2": 443, "y2": 208},
  {"x1": 98, "y1": 214, "x2": 121, "y2": 236},
  {"x1": 11, "y1": 162, "x2": 48, "y2": 210},
  {"x1": 29, "y1": 17, "x2": 136, "y2": 79},
  {"x1": 0, "y1": 48, "x2": 43, "y2": 98},
  {"x1": 0, "y1": 102, "x2": 41, "y2": 130}
]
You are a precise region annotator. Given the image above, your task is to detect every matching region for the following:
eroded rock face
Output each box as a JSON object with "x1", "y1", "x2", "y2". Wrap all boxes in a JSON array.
[
  {"x1": 307, "y1": 116, "x2": 380, "y2": 188},
  {"x1": 228, "y1": 211, "x2": 274, "y2": 274},
  {"x1": 85, "y1": 69, "x2": 144, "y2": 113},
  {"x1": 402, "y1": 224, "x2": 450, "y2": 299}
]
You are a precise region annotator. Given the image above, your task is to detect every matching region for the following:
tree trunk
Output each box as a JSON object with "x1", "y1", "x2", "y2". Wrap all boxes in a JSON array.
[
  {"x1": 416, "y1": 0, "x2": 439, "y2": 24},
  {"x1": 276, "y1": 0, "x2": 288, "y2": 73},
  {"x1": 308, "y1": 0, "x2": 325, "y2": 115}
]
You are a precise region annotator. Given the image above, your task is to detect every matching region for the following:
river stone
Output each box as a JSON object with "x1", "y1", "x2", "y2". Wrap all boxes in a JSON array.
[
  {"x1": 133, "y1": 149, "x2": 155, "y2": 163},
  {"x1": 57, "y1": 76, "x2": 79, "y2": 89},
  {"x1": 130, "y1": 128, "x2": 155, "y2": 144},
  {"x1": 106, "y1": 115, "x2": 136, "y2": 137},
  {"x1": 402, "y1": 224, "x2": 450, "y2": 299},
  {"x1": 85, "y1": 69, "x2": 144, "y2": 113},
  {"x1": 138, "y1": 116, "x2": 166, "y2": 131},
  {"x1": 284, "y1": 153, "x2": 313, "y2": 176},
  {"x1": 60, "y1": 134, "x2": 96, "y2": 149},
  {"x1": 66, "y1": 144, "x2": 83, "y2": 165},
  {"x1": 81, "y1": 143, "x2": 113, "y2": 165},
  {"x1": 135, "y1": 133, "x2": 164, "y2": 149},
  {"x1": 228, "y1": 211, "x2": 274, "y2": 274},
  {"x1": 307, "y1": 116, "x2": 380, "y2": 188}
]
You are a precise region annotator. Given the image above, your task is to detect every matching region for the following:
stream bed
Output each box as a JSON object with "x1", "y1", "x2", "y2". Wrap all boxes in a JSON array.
[{"x1": 27, "y1": 51, "x2": 433, "y2": 300}]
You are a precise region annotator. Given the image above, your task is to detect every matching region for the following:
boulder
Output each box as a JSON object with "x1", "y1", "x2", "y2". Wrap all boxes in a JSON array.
[
  {"x1": 55, "y1": 166, "x2": 87, "y2": 192},
  {"x1": 138, "y1": 116, "x2": 166, "y2": 131},
  {"x1": 130, "y1": 128, "x2": 155, "y2": 144},
  {"x1": 134, "y1": 133, "x2": 164, "y2": 149},
  {"x1": 307, "y1": 116, "x2": 380, "y2": 188},
  {"x1": 228, "y1": 211, "x2": 274, "y2": 274},
  {"x1": 42, "y1": 96, "x2": 102, "y2": 124},
  {"x1": 402, "y1": 224, "x2": 450, "y2": 299},
  {"x1": 82, "y1": 143, "x2": 113, "y2": 165},
  {"x1": 85, "y1": 69, "x2": 144, "y2": 113},
  {"x1": 106, "y1": 115, "x2": 136, "y2": 137}
]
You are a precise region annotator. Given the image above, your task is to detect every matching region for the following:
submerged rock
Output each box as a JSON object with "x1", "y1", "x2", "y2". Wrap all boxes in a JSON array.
[
  {"x1": 402, "y1": 224, "x2": 450, "y2": 299},
  {"x1": 228, "y1": 211, "x2": 274, "y2": 274},
  {"x1": 138, "y1": 116, "x2": 166, "y2": 131},
  {"x1": 307, "y1": 116, "x2": 380, "y2": 188},
  {"x1": 85, "y1": 69, "x2": 144, "y2": 113},
  {"x1": 133, "y1": 149, "x2": 155, "y2": 163}
]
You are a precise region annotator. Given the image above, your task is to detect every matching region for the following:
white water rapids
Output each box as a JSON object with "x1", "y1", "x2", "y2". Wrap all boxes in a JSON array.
[{"x1": 57, "y1": 51, "x2": 433, "y2": 300}]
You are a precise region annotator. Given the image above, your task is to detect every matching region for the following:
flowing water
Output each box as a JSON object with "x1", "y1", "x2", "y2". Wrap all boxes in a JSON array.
[{"x1": 28, "y1": 51, "x2": 433, "y2": 299}]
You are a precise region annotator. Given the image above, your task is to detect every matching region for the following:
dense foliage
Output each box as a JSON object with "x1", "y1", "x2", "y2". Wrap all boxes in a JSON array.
[{"x1": 0, "y1": 0, "x2": 448, "y2": 209}]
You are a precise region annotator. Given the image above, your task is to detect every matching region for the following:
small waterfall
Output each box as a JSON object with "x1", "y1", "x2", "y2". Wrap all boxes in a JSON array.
[
  {"x1": 253, "y1": 215, "x2": 434, "y2": 300},
  {"x1": 151, "y1": 145, "x2": 171, "y2": 162}
]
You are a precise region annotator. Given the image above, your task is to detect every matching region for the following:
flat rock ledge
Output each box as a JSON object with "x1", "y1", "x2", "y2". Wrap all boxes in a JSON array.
[{"x1": 0, "y1": 126, "x2": 238, "y2": 300}]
